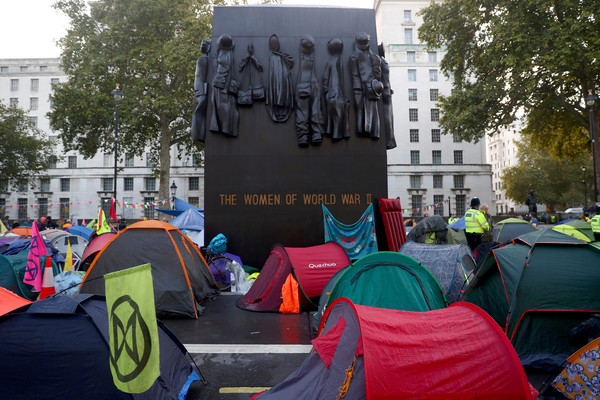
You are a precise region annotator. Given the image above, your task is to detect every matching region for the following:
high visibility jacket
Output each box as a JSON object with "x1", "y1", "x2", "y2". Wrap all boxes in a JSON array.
[
  {"x1": 591, "y1": 215, "x2": 600, "y2": 233},
  {"x1": 464, "y1": 208, "x2": 489, "y2": 233},
  {"x1": 448, "y1": 217, "x2": 458, "y2": 225}
]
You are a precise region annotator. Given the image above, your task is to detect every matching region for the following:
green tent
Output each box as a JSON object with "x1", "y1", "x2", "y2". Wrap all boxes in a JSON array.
[
  {"x1": 506, "y1": 240, "x2": 600, "y2": 369},
  {"x1": 464, "y1": 229, "x2": 600, "y2": 370},
  {"x1": 552, "y1": 220, "x2": 594, "y2": 242},
  {"x1": 323, "y1": 251, "x2": 447, "y2": 314},
  {"x1": 493, "y1": 218, "x2": 537, "y2": 244},
  {"x1": 0, "y1": 253, "x2": 59, "y2": 301}
]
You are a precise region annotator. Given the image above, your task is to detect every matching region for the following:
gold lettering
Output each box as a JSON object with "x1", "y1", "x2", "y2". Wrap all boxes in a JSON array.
[
  {"x1": 366, "y1": 193, "x2": 372, "y2": 203},
  {"x1": 220, "y1": 194, "x2": 238, "y2": 206},
  {"x1": 342, "y1": 193, "x2": 361, "y2": 205}
]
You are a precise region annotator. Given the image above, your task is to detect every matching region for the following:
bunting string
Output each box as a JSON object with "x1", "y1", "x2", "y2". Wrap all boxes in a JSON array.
[
  {"x1": 403, "y1": 199, "x2": 449, "y2": 214},
  {"x1": 0, "y1": 198, "x2": 172, "y2": 210}
]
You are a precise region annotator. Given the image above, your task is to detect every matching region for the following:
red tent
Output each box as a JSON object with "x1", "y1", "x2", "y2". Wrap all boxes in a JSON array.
[
  {"x1": 80, "y1": 232, "x2": 117, "y2": 271},
  {"x1": 237, "y1": 242, "x2": 350, "y2": 313},
  {"x1": 0, "y1": 287, "x2": 31, "y2": 316},
  {"x1": 378, "y1": 197, "x2": 407, "y2": 251},
  {"x1": 253, "y1": 298, "x2": 538, "y2": 400}
]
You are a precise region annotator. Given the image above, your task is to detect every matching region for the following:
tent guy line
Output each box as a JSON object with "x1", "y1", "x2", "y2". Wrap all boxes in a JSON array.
[{"x1": 184, "y1": 344, "x2": 313, "y2": 354}]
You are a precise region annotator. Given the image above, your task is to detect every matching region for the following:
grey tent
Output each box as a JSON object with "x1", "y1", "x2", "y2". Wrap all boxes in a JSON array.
[
  {"x1": 399, "y1": 241, "x2": 475, "y2": 303},
  {"x1": 406, "y1": 215, "x2": 449, "y2": 244}
]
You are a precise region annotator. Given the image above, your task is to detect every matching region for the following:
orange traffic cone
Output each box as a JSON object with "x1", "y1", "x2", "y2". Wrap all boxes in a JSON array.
[{"x1": 39, "y1": 256, "x2": 55, "y2": 300}]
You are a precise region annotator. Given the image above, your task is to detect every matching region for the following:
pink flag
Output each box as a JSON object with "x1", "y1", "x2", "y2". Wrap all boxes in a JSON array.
[{"x1": 23, "y1": 221, "x2": 47, "y2": 292}]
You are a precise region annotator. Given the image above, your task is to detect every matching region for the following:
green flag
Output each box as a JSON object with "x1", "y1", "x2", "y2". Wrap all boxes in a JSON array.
[{"x1": 104, "y1": 264, "x2": 160, "y2": 393}]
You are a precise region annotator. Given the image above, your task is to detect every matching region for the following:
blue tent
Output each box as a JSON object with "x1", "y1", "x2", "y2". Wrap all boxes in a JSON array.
[
  {"x1": 449, "y1": 216, "x2": 466, "y2": 230},
  {"x1": 0, "y1": 294, "x2": 202, "y2": 399},
  {"x1": 156, "y1": 197, "x2": 203, "y2": 217},
  {"x1": 169, "y1": 208, "x2": 204, "y2": 231},
  {"x1": 66, "y1": 225, "x2": 93, "y2": 241}
]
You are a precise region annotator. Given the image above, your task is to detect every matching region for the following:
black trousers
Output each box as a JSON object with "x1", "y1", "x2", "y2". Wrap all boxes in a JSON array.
[
  {"x1": 594, "y1": 232, "x2": 600, "y2": 242},
  {"x1": 465, "y1": 232, "x2": 483, "y2": 251}
]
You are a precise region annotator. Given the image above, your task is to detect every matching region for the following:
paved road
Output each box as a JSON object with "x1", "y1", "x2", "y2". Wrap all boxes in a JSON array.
[{"x1": 163, "y1": 293, "x2": 316, "y2": 400}]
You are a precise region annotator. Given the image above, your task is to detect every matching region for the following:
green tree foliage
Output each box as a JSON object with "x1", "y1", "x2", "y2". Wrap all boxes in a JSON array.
[
  {"x1": 49, "y1": 0, "x2": 219, "y2": 199},
  {"x1": 502, "y1": 139, "x2": 593, "y2": 211},
  {"x1": 419, "y1": 0, "x2": 600, "y2": 155},
  {"x1": 0, "y1": 101, "x2": 54, "y2": 188}
]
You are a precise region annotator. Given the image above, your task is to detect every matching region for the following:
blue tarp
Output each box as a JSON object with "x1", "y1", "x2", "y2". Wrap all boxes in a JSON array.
[
  {"x1": 322, "y1": 204, "x2": 378, "y2": 260},
  {"x1": 66, "y1": 225, "x2": 93, "y2": 241},
  {"x1": 449, "y1": 216, "x2": 466, "y2": 230},
  {"x1": 157, "y1": 197, "x2": 203, "y2": 217},
  {"x1": 169, "y1": 208, "x2": 205, "y2": 231}
]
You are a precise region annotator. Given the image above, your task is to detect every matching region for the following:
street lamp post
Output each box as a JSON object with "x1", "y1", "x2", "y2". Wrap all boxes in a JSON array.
[
  {"x1": 582, "y1": 166, "x2": 587, "y2": 213},
  {"x1": 170, "y1": 181, "x2": 178, "y2": 210},
  {"x1": 111, "y1": 84, "x2": 124, "y2": 215},
  {"x1": 586, "y1": 89, "x2": 598, "y2": 207}
]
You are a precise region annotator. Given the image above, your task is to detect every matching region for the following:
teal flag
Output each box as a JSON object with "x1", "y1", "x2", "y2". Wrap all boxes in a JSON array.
[{"x1": 104, "y1": 264, "x2": 160, "y2": 393}]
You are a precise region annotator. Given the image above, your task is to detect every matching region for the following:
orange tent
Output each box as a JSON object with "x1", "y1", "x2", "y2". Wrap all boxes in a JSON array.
[
  {"x1": 6, "y1": 227, "x2": 32, "y2": 237},
  {"x1": 0, "y1": 287, "x2": 31, "y2": 316}
]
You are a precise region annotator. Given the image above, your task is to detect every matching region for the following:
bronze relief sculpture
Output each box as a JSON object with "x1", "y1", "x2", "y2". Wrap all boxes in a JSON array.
[
  {"x1": 266, "y1": 34, "x2": 295, "y2": 123},
  {"x1": 210, "y1": 33, "x2": 239, "y2": 137},
  {"x1": 295, "y1": 34, "x2": 324, "y2": 147},
  {"x1": 350, "y1": 32, "x2": 382, "y2": 139},
  {"x1": 378, "y1": 43, "x2": 397, "y2": 149},
  {"x1": 323, "y1": 38, "x2": 350, "y2": 141},
  {"x1": 237, "y1": 44, "x2": 265, "y2": 107},
  {"x1": 191, "y1": 39, "x2": 211, "y2": 143}
]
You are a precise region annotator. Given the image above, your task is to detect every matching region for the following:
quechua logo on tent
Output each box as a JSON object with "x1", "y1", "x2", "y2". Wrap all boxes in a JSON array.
[{"x1": 309, "y1": 262, "x2": 337, "y2": 269}]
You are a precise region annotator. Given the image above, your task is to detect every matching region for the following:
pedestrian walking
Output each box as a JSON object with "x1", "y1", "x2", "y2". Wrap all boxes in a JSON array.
[{"x1": 464, "y1": 197, "x2": 490, "y2": 251}]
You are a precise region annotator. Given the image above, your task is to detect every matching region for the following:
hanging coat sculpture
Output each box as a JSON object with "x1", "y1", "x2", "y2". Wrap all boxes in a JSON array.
[
  {"x1": 210, "y1": 33, "x2": 239, "y2": 137},
  {"x1": 295, "y1": 34, "x2": 324, "y2": 147},
  {"x1": 191, "y1": 39, "x2": 211, "y2": 143},
  {"x1": 323, "y1": 38, "x2": 350, "y2": 141},
  {"x1": 266, "y1": 34, "x2": 294, "y2": 123},
  {"x1": 378, "y1": 43, "x2": 397, "y2": 149}
]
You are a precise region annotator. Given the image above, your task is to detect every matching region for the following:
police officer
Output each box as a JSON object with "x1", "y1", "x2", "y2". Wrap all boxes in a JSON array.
[
  {"x1": 448, "y1": 213, "x2": 458, "y2": 225},
  {"x1": 591, "y1": 213, "x2": 600, "y2": 242},
  {"x1": 464, "y1": 197, "x2": 490, "y2": 251}
]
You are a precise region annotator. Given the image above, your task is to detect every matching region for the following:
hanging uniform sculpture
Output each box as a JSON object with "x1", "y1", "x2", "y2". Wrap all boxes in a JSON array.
[
  {"x1": 191, "y1": 40, "x2": 211, "y2": 143},
  {"x1": 266, "y1": 34, "x2": 295, "y2": 123},
  {"x1": 350, "y1": 32, "x2": 382, "y2": 140},
  {"x1": 378, "y1": 43, "x2": 397, "y2": 149},
  {"x1": 237, "y1": 44, "x2": 265, "y2": 107},
  {"x1": 323, "y1": 38, "x2": 350, "y2": 141},
  {"x1": 294, "y1": 34, "x2": 324, "y2": 147},
  {"x1": 210, "y1": 34, "x2": 239, "y2": 137}
]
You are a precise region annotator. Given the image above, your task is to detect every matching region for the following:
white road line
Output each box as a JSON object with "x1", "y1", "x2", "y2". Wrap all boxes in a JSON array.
[{"x1": 185, "y1": 344, "x2": 312, "y2": 354}]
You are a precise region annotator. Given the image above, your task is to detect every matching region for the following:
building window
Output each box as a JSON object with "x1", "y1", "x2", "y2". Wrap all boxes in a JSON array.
[
  {"x1": 432, "y1": 150, "x2": 442, "y2": 164},
  {"x1": 30, "y1": 97, "x2": 38, "y2": 111},
  {"x1": 188, "y1": 196, "x2": 200, "y2": 207},
  {"x1": 9, "y1": 98, "x2": 18, "y2": 107},
  {"x1": 410, "y1": 175, "x2": 421, "y2": 189},
  {"x1": 428, "y1": 52, "x2": 437, "y2": 63},
  {"x1": 38, "y1": 198, "x2": 48, "y2": 219},
  {"x1": 0, "y1": 66, "x2": 8, "y2": 72},
  {"x1": 18, "y1": 182, "x2": 28, "y2": 192},
  {"x1": 18, "y1": 198, "x2": 28, "y2": 220},
  {"x1": 411, "y1": 195, "x2": 422, "y2": 217},
  {"x1": 68, "y1": 156, "x2": 77, "y2": 169},
  {"x1": 454, "y1": 150, "x2": 463, "y2": 164},
  {"x1": 404, "y1": 10, "x2": 411, "y2": 22},
  {"x1": 145, "y1": 153, "x2": 154, "y2": 167},
  {"x1": 60, "y1": 198, "x2": 70, "y2": 219},
  {"x1": 409, "y1": 108, "x2": 418, "y2": 121},
  {"x1": 20, "y1": 66, "x2": 28, "y2": 72},
  {"x1": 433, "y1": 175, "x2": 443, "y2": 188},
  {"x1": 123, "y1": 177, "x2": 134, "y2": 191},
  {"x1": 408, "y1": 69, "x2": 416, "y2": 81},
  {"x1": 430, "y1": 89, "x2": 439, "y2": 101},
  {"x1": 456, "y1": 194, "x2": 466, "y2": 216},
  {"x1": 405, "y1": 29, "x2": 413, "y2": 44},
  {"x1": 0, "y1": 179, "x2": 8, "y2": 192},
  {"x1": 144, "y1": 177, "x2": 156, "y2": 191},
  {"x1": 407, "y1": 51, "x2": 415, "y2": 62},
  {"x1": 124, "y1": 153, "x2": 134, "y2": 167},
  {"x1": 103, "y1": 153, "x2": 113, "y2": 168},
  {"x1": 60, "y1": 178, "x2": 70, "y2": 192},
  {"x1": 31, "y1": 79, "x2": 39, "y2": 92},
  {"x1": 40, "y1": 178, "x2": 50, "y2": 192},
  {"x1": 434, "y1": 195, "x2": 444, "y2": 216},
  {"x1": 431, "y1": 129, "x2": 441, "y2": 142},
  {"x1": 101, "y1": 178, "x2": 113, "y2": 192},
  {"x1": 453, "y1": 135, "x2": 461, "y2": 143},
  {"x1": 0, "y1": 199, "x2": 5, "y2": 219},
  {"x1": 408, "y1": 88, "x2": 417, "y2": 101},
  {"x1": 453, "y1": 175, "x2": 465, "y2": 188},
  {"x1": 410, "y1": 150, "x2": 420, "y2": 165},
  {"x1": 431, "y1": 109, "x2": 440, "y2": 122},
  {"x1": 51, "y1": 78, "x2": 59, "y2": 85},
  {"x1": 144, "y1": 197, "x2": 155, "y2": 219},
  {"x1": 10, "y1": 79, "x2": 19, "y2": 91},
  {"x1": 409, "y1": 129, "x2": 419, "y2": 143},
  {"x1": 101, "y1": 197, "x2": 111, "y2": 217},
  {"x1": 189, "y1": 177, "x2": 199, "y2": 191},
  {"x1": 429, "y1": 69, "x2": 438, "y2": 82},
  {"x1": 29, "y1": 116, "x2": 38, "y2": 127}
]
